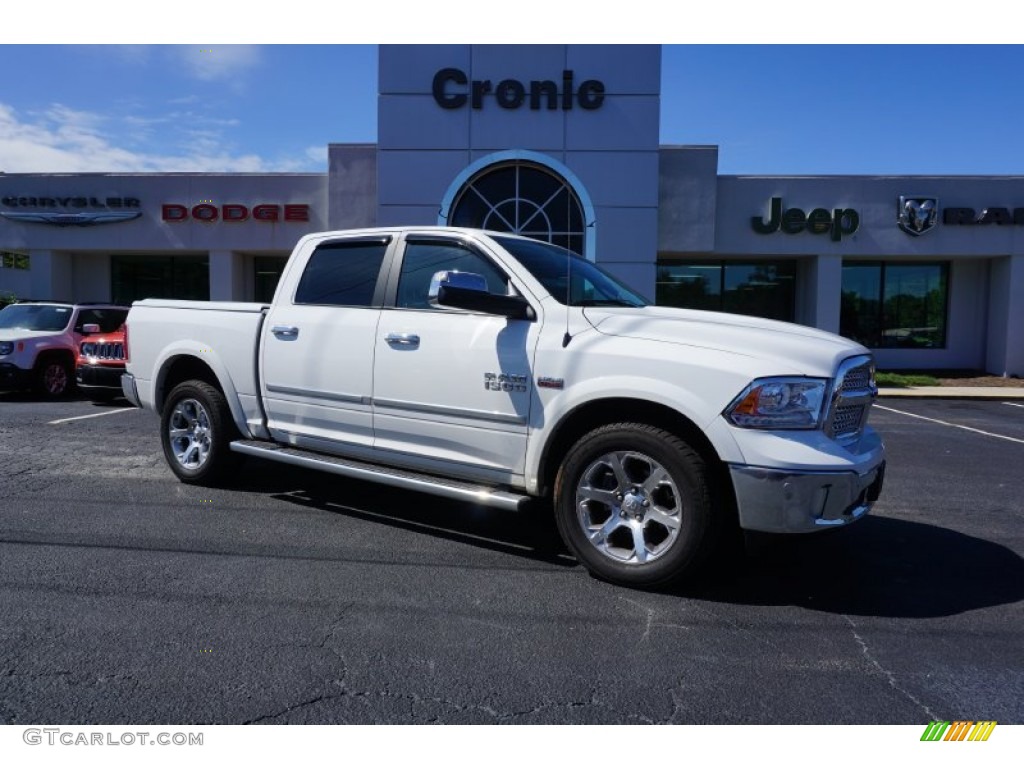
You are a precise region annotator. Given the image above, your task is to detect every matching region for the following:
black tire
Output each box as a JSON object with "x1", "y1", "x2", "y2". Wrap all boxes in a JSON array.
[
  {"x1": 34, "y1": 357, "x2": 73, "y2": 399},
  {"x1": 553, "y1": 423, "x2": 717, "y2": 589},
  {"x1": 160, "y1": 380, "x2": 241, "y2": 485}
]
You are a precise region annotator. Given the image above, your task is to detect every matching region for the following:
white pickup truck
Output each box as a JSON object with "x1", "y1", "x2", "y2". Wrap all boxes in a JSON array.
[{"x1": 122, "y1": 227, "x2": 885, "y2": 588}]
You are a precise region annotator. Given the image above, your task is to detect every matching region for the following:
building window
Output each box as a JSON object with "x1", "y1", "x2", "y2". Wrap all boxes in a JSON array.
[
  {"x1": 841, "y1": 262, "x2": 949, "y2": 348},
  {"x1": 111, "y1": 255, "x2": 209, "y2": 304},
  {"x1": 449, "y1": 162, "x2": 586, "y2": 256},
  {"x1": 656, "y1": 260, "x2": 796, "y2": 322},
  {"x1": 0, "y1": 250, "x2": 30, "y2": 270},
  {"x1": 254, "y1": 256, "x2": 288, "y2": 303}
]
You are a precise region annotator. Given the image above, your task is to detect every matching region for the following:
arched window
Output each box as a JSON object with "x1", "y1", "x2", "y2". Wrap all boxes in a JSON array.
[{"x1": 448, "y1": 162, "x2": 586, "y2": 256}]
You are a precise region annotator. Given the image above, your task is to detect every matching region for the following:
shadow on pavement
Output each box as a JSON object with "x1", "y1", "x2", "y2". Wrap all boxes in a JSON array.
[
  {"x1": 680, "y1": 516, "x2": 1024, "y2": 619},
  {"x1": 233, "y1": 458, "x2": 574, "y2": 569},
  {"x1": 236, "y1": 458, "x2": 1023, "y2": 617}
]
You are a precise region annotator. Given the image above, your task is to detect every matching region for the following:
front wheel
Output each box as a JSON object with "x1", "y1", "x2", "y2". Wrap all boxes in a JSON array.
[
  {"x1": 553, "y1": 423, "x2": 717, "y2": 589},
  {"x1": 160, "y1": 380, "x2": 241, "y2": 485},
  {"x1": 35, "y1": 358, "x2": 73, "y2": 398}
]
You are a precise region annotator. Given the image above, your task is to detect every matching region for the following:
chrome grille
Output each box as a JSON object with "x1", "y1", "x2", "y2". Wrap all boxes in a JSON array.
[
  {"x1": 827, "y1": 355, "x2": 876, "y2": 443},
  {"x1": 840, "y1": 363, "x2": 872, "y2": 393},
  {"x1": 832, "y1": 404, "x2": 865, "y2": 437}
]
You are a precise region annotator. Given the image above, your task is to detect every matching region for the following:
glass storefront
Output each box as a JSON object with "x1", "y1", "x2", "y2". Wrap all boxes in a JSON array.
[
  {"x1": 656, "y1": 260, "x2": 796, "y2": 322},
  {"x1": 254, "y1": 256, "x2": 288, "y2": 303},
  {"x1": 1, "y1": 250, "x2": 30, "y2": 270},
  {"x1": 111, "y1": 255, "x2": 209, "y2": 305},
  {"x1": 841, "y1": 262, "x2": 948, "y2": 348}
]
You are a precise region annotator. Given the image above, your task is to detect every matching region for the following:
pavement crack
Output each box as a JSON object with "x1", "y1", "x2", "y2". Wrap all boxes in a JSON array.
[
  {"x1": 843, "y1": 615, "x2": 939, "y2": 720},
  {"x1": 242, "y1": 688, "x2": 348, "y2": 725}
]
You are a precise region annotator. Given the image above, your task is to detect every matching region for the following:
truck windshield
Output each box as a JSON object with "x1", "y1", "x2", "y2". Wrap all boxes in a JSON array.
[
  {"x1": 492, "y1": 236, "x2": 649, "y2": 308},
  {"x1": 0, "y1": 304, "x2": 73, "y2": 331}
]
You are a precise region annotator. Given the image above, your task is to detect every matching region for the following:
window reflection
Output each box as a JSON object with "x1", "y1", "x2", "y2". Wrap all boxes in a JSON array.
[
  {"x1": 841, "y1": 262, "x2": 948, "y2": 348},
  {"x1": 656, "y1": 261, "x2": 796, "y2": 321}
]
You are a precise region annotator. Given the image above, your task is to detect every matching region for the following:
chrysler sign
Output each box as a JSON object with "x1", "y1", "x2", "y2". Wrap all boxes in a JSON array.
[{"x1": 0, "y1": 195, "x2": 142, "y2": 226}]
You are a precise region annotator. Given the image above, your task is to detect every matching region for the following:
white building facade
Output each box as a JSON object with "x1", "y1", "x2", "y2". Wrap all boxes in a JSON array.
[{"x1": 1, "y1": 44, "x2": 1022, "y2": 375}]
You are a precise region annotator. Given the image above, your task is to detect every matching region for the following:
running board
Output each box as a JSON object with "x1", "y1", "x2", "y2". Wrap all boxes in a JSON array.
[{"x1": 230, "y1": 440, "x2": 530, "y2": 511}]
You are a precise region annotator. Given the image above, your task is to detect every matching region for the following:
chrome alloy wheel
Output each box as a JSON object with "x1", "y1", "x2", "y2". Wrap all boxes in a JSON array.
[
  {"x1": 43, "y1": 363, "x2": 68, "y2": 395},
  {"x1": 168, "y1": 398, "x2": 213, "y2": 470},
  {"x1": 575, "y1": 451, "x2": 683, "y2": 564}
]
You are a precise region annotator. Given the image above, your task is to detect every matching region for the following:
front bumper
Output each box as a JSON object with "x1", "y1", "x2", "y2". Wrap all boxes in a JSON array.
[
  {"x1": 0, "y1": 362, "x2": 33, "y2": 391},
  {"x1": 76, "y1": 363, "x2": 125, "y2": 390},
  {"x1": 730, "y1": 460, "x2": 885, "y2": 533}
]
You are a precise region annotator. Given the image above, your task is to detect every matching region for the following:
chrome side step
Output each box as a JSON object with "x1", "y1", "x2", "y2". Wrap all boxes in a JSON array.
[{"x1": 230, "y1": 440, "x2": 530, "y2": 511}]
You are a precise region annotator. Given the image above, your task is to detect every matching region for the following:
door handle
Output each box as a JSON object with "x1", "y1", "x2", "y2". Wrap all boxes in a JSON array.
[
  {"x1": 385, "y1": 333, "x2": 420, "y2": 346},
  {"x1": 271, "y1": 325, "x2": 299, "y2": 339}
]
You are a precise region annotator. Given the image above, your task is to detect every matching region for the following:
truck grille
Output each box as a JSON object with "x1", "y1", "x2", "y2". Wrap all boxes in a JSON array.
[
  {"x1": 828, "y1": 357, "x2": 876, "y2": 443},
  {"x1": 88, "y1": 343, "x2": 124, "y2": 361},
  {"x1": 839, "y1": 364, "x2": 872, "y2": 393},
  {"x1": 832, "y1": 404, "x2": 866, "y2": 437}
]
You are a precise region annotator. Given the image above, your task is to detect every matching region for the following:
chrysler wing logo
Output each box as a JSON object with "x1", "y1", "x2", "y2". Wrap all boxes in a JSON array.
[
  {"x1": 898, "y1": 196, "x2": 938, "y2": 236},
  {"x1": 0, "y1": 211, "x2": 142, "y2": 227}
]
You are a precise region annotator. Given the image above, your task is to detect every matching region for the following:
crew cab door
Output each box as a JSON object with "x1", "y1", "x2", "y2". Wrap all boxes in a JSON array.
[
  {"x1": 371, "y1": 235, "x2": 540, "y2": 483},
  {"x1": 260, "y1": 235, "x2": 393, "y2": 450}
]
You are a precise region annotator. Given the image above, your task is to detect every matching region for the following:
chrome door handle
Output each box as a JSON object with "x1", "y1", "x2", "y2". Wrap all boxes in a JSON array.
[
  {"x1": 385, "y1": 333, "x2": 420, "y2": 346},
  {"x1": 271, "y1": 325, "x2": 299, "y2": 339}
]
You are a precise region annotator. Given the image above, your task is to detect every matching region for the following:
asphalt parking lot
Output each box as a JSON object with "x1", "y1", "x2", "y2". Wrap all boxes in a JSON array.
[{"x1": 0, "y1": 393, "x2": 1021, "y2": 724}]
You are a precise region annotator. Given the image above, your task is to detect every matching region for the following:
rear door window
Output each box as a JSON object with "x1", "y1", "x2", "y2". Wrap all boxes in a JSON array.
[{"x1": 294, "y1": 240, "x2": 390, "y2": 307}]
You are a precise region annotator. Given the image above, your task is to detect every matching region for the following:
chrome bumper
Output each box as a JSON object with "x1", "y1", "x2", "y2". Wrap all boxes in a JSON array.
[
  {"x1": 120, "y1": 373, "x2": 142, "y2": 408},
  {"x1": 729, "y1": 460, "x2": 885, "y2": 533}
]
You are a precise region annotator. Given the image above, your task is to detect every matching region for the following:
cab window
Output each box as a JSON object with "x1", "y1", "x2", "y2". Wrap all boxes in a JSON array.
[
  {"x1": 294, "y1": 241, "x2": 389, "y2": 307},
  {"x1": 76, "y1": 308, "x2": 129, "y2": 333},
  {"x1": 396, "y1": 241, "x2": 509, "y2": 310}
]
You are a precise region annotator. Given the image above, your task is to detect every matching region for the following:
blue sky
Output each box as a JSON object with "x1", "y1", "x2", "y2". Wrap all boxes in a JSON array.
[{"x1": 1, "y1": 44, "x2": 1022, "y2": 176}]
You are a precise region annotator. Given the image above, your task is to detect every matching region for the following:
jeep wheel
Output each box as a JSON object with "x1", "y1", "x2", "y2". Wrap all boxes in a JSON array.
[
  {"x1": 160, "y1": 380, "x2": 241, "y2": 485},
  {"x1": 35, "y1": 359, "x2": 73, "y2": 399},
  {"x1": 554, "y1": 423, "x2": 716, "y2": 589}
]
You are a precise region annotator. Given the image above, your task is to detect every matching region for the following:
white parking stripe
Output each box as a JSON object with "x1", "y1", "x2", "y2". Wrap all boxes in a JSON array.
[
  {"x1": 875, "y1": 404, "x2": 1024, "y2": 445},
  {"x1": 48, "y1": 407, "x2": 135, "y2": 425},
  {"x1": 1004, "y1": 402, "x2": 1024, "y2": 409}
]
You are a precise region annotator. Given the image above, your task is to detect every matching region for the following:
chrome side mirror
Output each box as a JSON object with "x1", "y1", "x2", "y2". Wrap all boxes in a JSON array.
[
  {"x1": 428, "y1": 271, "x2": 488, "y2": 305},
  {"x1": 82, "y1": 323, "x2": 101, "y2": 334}
]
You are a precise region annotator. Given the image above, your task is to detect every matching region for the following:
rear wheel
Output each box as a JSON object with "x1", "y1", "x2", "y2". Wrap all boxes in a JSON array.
[
  {"x1": 160, "y1": 380, "x2": 241, "y2": 485},
  {"x1": 35, "y1": 358, "x2": 73, "y2": 399},
  {"x1": 554, "y1": 423, "x2": 717, "y2": 588}
]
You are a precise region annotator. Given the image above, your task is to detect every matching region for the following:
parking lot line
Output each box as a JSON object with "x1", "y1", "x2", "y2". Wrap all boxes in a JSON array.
[
  {"x1": 1004, "y1": 402, "x2": 1024, "y2": 409},
  {"x1": 48, "y1": 408, "x2": 135, "y2": 425},
  {"x1": 875, "y1": 405, "x2": 1024, "y2": 445}
]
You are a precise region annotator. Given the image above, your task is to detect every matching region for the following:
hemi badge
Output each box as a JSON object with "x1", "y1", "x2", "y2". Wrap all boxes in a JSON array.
[{"x1": 537, "y1": 377, "x2": 564, "y2": 390}]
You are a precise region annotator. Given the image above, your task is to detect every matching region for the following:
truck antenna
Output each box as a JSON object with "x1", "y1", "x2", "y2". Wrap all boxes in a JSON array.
[{"x1": 562, "y1": 190, "x2": 572, "y2": 348}]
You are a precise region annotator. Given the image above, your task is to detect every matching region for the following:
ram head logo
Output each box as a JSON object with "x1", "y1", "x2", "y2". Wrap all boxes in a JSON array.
[{"x1": 898, "y1": 196, "x2": 938, "y2": 236}]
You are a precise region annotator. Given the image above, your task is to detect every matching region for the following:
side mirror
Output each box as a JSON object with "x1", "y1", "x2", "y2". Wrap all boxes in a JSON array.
[
  {"x1": 428, "y1": 270, "x2": 488, "y2": 302},
  {"x1": 82, "y1": 323, "x2": 101, "y2": 334},
  {"x1": 428, "y1": 271, "x2": 534, "y2": 321}
]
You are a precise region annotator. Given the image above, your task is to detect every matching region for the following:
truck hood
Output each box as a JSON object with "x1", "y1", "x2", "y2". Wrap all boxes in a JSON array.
[{"x1": 583, "y1": 306, "x2": 868, "y2": 378}]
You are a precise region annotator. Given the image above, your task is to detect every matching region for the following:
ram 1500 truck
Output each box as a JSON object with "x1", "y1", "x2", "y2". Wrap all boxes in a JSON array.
[{"x1": 122, "y1": 227, "x2": 885, "y2": 588}]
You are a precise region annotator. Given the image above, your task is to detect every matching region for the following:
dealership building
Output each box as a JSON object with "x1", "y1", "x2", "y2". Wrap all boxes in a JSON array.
[{"x1": 1, "y1": 44, "x2": 1022, "y2": 375}]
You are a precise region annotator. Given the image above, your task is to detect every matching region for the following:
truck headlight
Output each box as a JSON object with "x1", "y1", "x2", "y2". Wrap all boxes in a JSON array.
[
  {"x1": 0, "y1": 341, "x2": 13, "y2": 356},
  {"x1": 81, "y1": 342, "x2": 95, "y2": 357},
  {"x1": 724, "y1": 377, "x2": 829, "y2": 430}
]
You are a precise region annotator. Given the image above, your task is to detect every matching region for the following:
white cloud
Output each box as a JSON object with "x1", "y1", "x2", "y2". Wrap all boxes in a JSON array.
[
  {"x1": 171, "y1": 45, "x2": 261, "y2": 82},
  {"x1": 0, "y1": 102, "x2": 315, "y2": 173}
]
